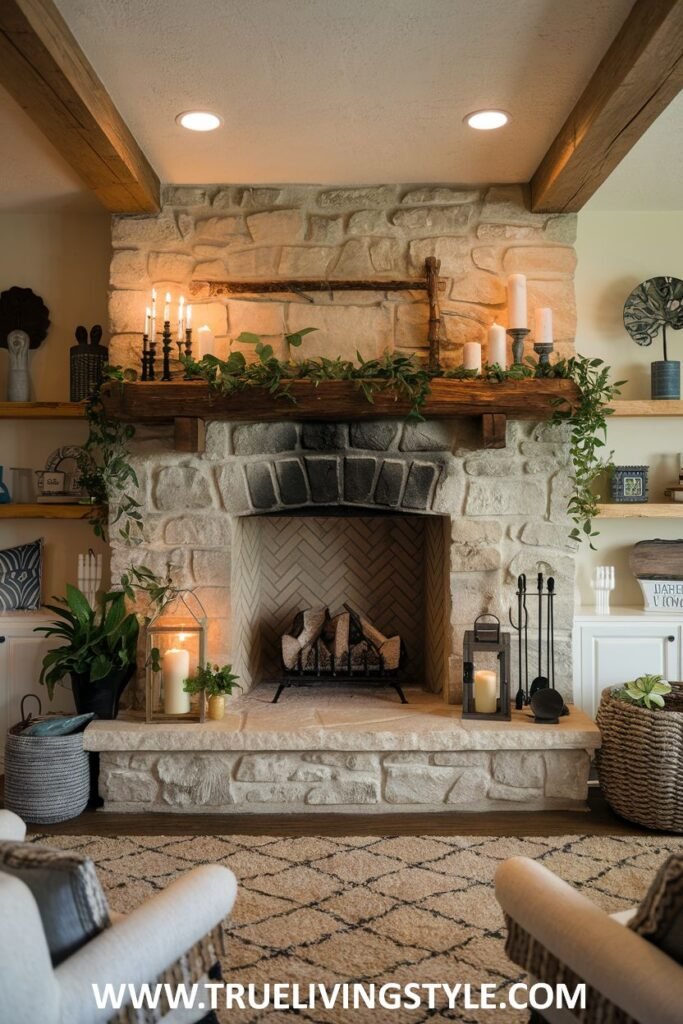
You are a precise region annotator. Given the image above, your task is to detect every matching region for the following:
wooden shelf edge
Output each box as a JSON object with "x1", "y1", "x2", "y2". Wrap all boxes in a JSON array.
[
  {"x1": 609, "y1": 400, "x2": 683, "y2": 417},
  {"x1": 0, "y1": 503, "x2": 103, "y2": 520},
  {"x1": 0, "y1": 401, "x2": 87, "y2": 419},
  {"x1": 597, "y1": 503, "x2": 683, "y2": 519}
]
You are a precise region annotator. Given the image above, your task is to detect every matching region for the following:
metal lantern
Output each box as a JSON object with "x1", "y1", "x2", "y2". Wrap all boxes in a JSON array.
[
  {"x1": 145, "y1": 592, "x2": 207, "y2": 723},
  {"x1": 462, "y1": 613, "x2": 511, "y2": 721}
]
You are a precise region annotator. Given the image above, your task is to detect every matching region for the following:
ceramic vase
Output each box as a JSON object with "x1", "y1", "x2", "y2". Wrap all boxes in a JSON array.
[
  {"x1": 7, "y1": 329, "x2": 31, "y2": 402},
  {"x1": 651, "y1": 360, "x2": 680, "y2": 400},
  {"x1": 207, "y1": 695, "x2": 225, "y2": 721}
]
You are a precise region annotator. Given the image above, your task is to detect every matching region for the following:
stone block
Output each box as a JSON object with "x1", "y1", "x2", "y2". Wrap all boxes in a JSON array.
[
  {"x1": 370, "y1": 239, "x2": 404, "y2": 274},
  {"x1": 493, "y1": 751, "x2": 545, "y2": 788},
  {"x1": 158, "y1": 754, "x2": 234, "y2": 806},
  {"x1": 432, "y1": 752, "x2": 490, "y2": 767},
  {"x1": 154, "y1": 466, "x2": 213, "y2": 511},
  {"x1": 471, "y1": 247, "x2": 501, "y2": 272},
  {"x1": 306, "y1": 781, "x2": 379, "y2": 805},
  {"x1": 225, "y1": 248, "x2": 280, "y2": 276},
  {"x1": 110, "y1": 250, "x2": 149, "y2": 287},
  {"x1": 401, "y1": 187, "x2": 478, "y2": 205},
  {"x1": 333, "y1": 239, "x2": 374, "y2": 277},
  {"x1": 232, "y1": 422, "x2": 297, "y2": 455},
  {"x1": 374, "y1": 460, "x2": 405, "y2": 507},
  {"x1": 305, "y1": 457, "x2": 340, "y2": 503},
  {"x1": 241, "y1": 783, "x2": 310, "y2": 804},
  {"x1": 549, "y1": 470, "x2": 574, "y2": 524},
  {"x1": 477, "y1": 224, "x2": 544, "y2": 242},
  {"x1": 237, "y1": 187, "x2": 283, "y2": 208},
  {"x1": 194, "y1": 216, "x2": 246, "y2": 242},
  {"x1": 545, "y1": 215, "x2": 577, "y2": 244},
  {"x1": 288, "y1": 303, "x2": 391, "y2": 361},
  {"x1": 348, "y1": 209, "x2": 390, "y2": 234},
  {"x1": 202, "y1": 423, "x2": 230, "y2": 461},
  {"x1": 275, "y1": 459, "x2": 309, "y2": 505},
  {"x1": 391, "y1": 206, "x2": 472, "y2": 234},
  {"x1": 108, "y1": 333, "x2": 140, "y2": 368},
  {"x1": 112, "y1": 215, "x2": 181, "y2": 246},
  {"x1": 503, "y1": 246, "x2": 576, "y2": 277},
  {"x1": 464, "y1": 453, "x2": 520, "y2": 477},
  {"x1": 101, "y1": 769, "x2": 158, "y2": 803},
  {"x1": 306, "y1": 215, "x2": 344, "y2": 244},
  {"x1": 350, "y1": 422, "x2": 399, "y2": 451},
  {"x1": 164, "y1": 514, "x2": 232, "y2": 547},
  {"x1": 480, "y1": 185, "x2": 543, "y2": 225},
  {"x1": 185, "y1": 301, "x2": 228, "y2": 337},
  {"x1": 544, "y1": 750, "x2": 590, "y2": 800},
  {"x1": 247, "y1": 209, "x2": 303, "y2": 243},
  {"x1": 193, "y1": 244, "x2": 226, "y2": 259},
  {"x1": 395, "y1": 303, "x2": 428, "y2": 349},
  {"x1": 216, "y1": 464, "x2": 251, "y2": 514},
  {"x1": 451, "y1": 519, "x2": 503, "y2": 545},
  {"x1": 109, "y1": 290, "x2": 149, "y2": 334},
  {"x1": 278, "y1": 245, "x2": 335, "y2": 275},
  {"x1": 450, "y1": 545, "x2": 501, "y2": 572},
  {"x1": 440, "y1": 302, "x2": 487, "y2": 347},
  {"x1": 385, "y1": 766, "x2": 454, "y2": 803},
  {"x1": 344, "y1": 458, "x2": 377, "y2": 503},
  {"x1": 402, "y1": 462, "x2": 438, "y2": 510},
  {"x1": 527, "y1": 280, "x2": 576, "y2": 338},
  {"x1": 177, "y1": 213, "x2": 193, "y2": 238},
  {"x1": 245, "y1": 463, "x2": 277, "y2": 510},
  {"x1": 163, "y1": 186, "x2": 209, "y2": 206},
  {"x1": 193, "y1": 259, "x2": 227, "y2": 280},
  {"x1": 519, "y1": 522, "x2": 576, "y2": 549},
  {"x1": 400, "y1": 421, "x2": 455, "y2": 452},
  {"x1": 445, "y1": 768, "x2": 491, "y2": 805},
  {"x1": 235, "y1": 754, "x2": 284, "y2": 782},
  {"x1": 450, "y1": 271, "x2": 505, "y2": 305},
  {"x1": 192, "y1": 549, "x2": 231, "y2": 587},
  {"x1": 302, "y1": 423, "x2": 347, "y2": 450},
  {"x1": 488, "y1": 782, "x2": 544, "y2": 802},
  {"x1": 464, "y1": 479, "x2": 545, "y2": 517},
  {"x1": 408, "y1": 238, "x2": 469, "y2": 275},
  {"x1": 318, "y1": 186, "x2": 395, "y2": 208},
  {"x1": 228, "y1": 299, "x2": 286, "y2": 340}
]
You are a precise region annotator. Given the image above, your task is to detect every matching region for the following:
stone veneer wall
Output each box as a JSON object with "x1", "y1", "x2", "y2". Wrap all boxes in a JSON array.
[{"x1": 107, "y1": 182, "x2": 578, "y2": 705}]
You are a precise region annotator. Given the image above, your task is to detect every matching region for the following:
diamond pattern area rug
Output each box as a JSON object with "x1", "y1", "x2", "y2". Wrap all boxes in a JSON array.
[{"x1": 34, "y1": 833, "x2": 683, "y2": 1023}]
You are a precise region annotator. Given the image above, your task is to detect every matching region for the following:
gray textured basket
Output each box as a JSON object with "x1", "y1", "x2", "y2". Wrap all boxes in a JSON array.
[
  {"x1": 596, "y1": 684, "x2": 683, "y2": 832},
  {"x1": 4, "y1": 732, "x2": 90, "y2": 824}
]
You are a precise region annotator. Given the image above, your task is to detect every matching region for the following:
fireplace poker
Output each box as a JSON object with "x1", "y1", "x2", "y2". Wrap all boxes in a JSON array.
[
  {"x1": 530, "y1": 572, "x2": 548, "y2": 696},
  {"x1": 548, "y1": 577, "x2": 555, "y2": 690},
  {"x1": 510, "y1": 574, "x2": 527, "y2": 710},
  {"x1": 522, "y1": 574, "x2": 529, "y2": 704}
]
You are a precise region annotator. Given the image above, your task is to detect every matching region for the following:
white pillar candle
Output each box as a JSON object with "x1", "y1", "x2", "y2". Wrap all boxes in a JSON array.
[
  {"x1": 163, "y1": 291, "x2": 171, "y2": 323},
  {"x1": 197, "y1": 324, "x2": 214, "y2": 359},
  {"x1": 163, "y1": 647, "x2": 190, "y2": 714},
  {"x1": 177, "y1": 295, "x2": 185, "y2": 341},
  {"x1": 463, "y1": 341, "x2": 482, "y2": 374},
  {"x1": 487, "y1": 321, "x2": 507, "y2": 368},
  {"x1": 474, "y1": 669, "x2": 498, "y2": 714},
  {"x1": 534, "y1": 307, "x2": 553, "y2": 345},
  {"x1": 507, "y1": 274, "x2": 527, "y2": 329}
]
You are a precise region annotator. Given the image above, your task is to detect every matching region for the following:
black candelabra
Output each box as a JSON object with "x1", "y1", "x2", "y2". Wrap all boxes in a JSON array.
[{"x1": 161, "y1": 320, "x2": 173, "y2": 381}]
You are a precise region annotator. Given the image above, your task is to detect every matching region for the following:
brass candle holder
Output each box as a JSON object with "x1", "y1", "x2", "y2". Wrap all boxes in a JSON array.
[{"x1": 507, "y1": 327, "x2": 530, "y2": 366}]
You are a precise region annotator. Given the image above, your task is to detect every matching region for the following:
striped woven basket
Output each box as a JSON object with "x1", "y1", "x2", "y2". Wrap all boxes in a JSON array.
[
  {"x1": 4, "y1": 733, "x2": 90, "y2": 825},
  {"x1": 596, "y1": 683, "x2": 683, "y2": 832}
]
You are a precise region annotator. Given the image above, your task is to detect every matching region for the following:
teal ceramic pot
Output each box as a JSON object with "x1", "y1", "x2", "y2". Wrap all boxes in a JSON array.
[{"x1": 651, "y1": 360, "x2": 680, "y2": 399}]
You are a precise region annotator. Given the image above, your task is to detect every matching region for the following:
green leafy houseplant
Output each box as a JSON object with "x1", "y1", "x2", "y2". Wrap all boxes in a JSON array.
[
  {"x1": 183, "y1": 662, "x2": 241, "y2": 698},
  {"x1": 613, "y1": 674, "x2": 673, "y2": 710},
  {"x1": 35, "y1": 585, "x2": 139, "y2": 719}
]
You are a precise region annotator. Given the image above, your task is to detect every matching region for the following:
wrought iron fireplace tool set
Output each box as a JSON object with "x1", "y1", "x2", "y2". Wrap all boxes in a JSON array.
[{"x1": 509, "y1": 573, "x2": 566, "y2": 723}]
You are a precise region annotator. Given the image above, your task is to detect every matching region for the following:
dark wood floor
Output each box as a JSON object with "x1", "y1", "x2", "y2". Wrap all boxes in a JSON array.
[{"x1": 11, "y1": 786, "x2": 657, "y2": 838}]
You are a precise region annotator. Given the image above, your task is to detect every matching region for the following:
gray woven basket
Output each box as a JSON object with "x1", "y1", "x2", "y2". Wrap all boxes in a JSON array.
[
  {"x1": 4, "y1": 733, "x2": 90, "y2": 824},
  {"x1": 596, "y1": 683, "x2": 683, "y2": 832}
]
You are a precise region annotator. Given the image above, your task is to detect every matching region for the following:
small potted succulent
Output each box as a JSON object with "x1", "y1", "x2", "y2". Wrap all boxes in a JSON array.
[
  {"x1": 596, "y1": 673, "x2": 683, "y2": 831},
  {"x1": 183, "y1": 663, "x2": 241, "y2": 721}
]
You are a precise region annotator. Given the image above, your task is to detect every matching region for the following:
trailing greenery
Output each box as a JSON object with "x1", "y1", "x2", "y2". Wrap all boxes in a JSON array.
[
  {"x1": 613, "y1": 674, "x2": 672, "y2": 710},
  {"x1": 35, "y1": 585, "x2": 139, "y2": 699},
  {"x1": 183, "y1": 662, "x2": 241, "y2": 698}
]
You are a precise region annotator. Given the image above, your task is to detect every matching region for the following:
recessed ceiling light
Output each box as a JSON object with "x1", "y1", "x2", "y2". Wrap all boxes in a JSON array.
[
  {"x1": 465, "y1": 110, "x2": 509, "y2": 131},
  {"x1": 176, "y1": 110, "x2": 223, "y2": 132}
]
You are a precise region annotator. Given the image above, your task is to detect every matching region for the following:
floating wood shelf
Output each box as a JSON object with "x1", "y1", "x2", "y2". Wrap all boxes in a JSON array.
[
  {"x1": 597, "y1": 504, "x2": 683, "y2": 519},
  {"x1": 609, "y1": 400, "x2": 683, "y2": 417},
  {"x1": 101, "y1": 378, "x2": 580, "y2": 454},
  {"x1": 0, "y1": 503, "x2": 103, "y2": 520},
  {"x1": 0, "y1": 401, "x2": 87, "y2": 419}
]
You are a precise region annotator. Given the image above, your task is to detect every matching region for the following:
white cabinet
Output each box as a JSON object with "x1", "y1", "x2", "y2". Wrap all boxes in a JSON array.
[
  {"x1": 573, "y1": 608, "x2": 682, "y2": 718},
  {"x1": 0, "y1": 612, "x2": 75, "y2": 766}
]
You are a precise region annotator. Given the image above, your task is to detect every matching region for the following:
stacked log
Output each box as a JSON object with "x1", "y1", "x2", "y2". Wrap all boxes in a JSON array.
[{"x1": 281, "y1": 604, "x2": 402, "y2": 675}]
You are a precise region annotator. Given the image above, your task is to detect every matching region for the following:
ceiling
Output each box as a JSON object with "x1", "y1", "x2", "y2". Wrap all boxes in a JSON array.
[{"x1": 1, "y1": 0, "x2": 680, "y2": 211}]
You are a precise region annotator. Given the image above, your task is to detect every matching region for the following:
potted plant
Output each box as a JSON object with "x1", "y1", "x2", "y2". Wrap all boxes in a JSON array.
[
  {"x1": 36, "y1": 584, "x2": 139, "y2": 719},
  {"x1": 596, "y1": 674, "x2": 683, "y2": 831},
  {"x1": 183, "y1": 663, "x2": 241, "y2": 721}
]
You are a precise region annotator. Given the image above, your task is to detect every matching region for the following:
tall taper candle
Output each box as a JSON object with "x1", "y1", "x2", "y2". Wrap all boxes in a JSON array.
[
  {"x1": 177, "y1": 295, "x2": 185, "y2": 341},
  {"x1": 150, "y1": 288, "x2": 157, "y2": 343},
  {"x1": 507, "y1": 274, "x2": 527, "y2": 329},
  {"x1": 163, "y1": 291, "x2": 171, "y2": 323},
  {"x1": 487, "y1": 321, "x2": 507, "y2": 368},
  {"x1": 463, "y1": 341, "x2": 482, "y2": 374},
  {"x1": 535, "y1": 307, "x2": 553, "y2": 345}
]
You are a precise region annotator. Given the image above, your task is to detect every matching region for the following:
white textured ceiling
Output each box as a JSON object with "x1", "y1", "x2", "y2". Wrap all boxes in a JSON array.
[{"x1": 51, "y1": 0, "x2": 632, "y2": 186}]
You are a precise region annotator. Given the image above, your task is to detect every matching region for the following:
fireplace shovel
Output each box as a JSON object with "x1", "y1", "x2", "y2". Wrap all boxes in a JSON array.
[{"x1": 529, "y1": 572, "x2": 548, "y2": 697}]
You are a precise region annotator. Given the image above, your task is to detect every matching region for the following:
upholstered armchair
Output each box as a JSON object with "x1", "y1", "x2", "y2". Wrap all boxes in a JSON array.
[
  {"x1": 496, "y1": 856, "x2": 683, "y2": 1024},
  {"x1": 0, "y1": 812, "x2": 237, "y2": 1024}
]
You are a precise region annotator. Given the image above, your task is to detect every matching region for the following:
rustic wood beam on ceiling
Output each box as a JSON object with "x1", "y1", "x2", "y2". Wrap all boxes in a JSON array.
[
  {"x1": 530, "y1": 0, "x2": 683, "y2": 213},
  {"x1": 0, "y1": 0, "x2": 160, "y2": 213}
]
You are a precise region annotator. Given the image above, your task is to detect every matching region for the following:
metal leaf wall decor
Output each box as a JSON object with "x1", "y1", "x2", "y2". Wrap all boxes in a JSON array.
[{"x1": 623, "y1": 276, "x2": 683, "y2": 356}]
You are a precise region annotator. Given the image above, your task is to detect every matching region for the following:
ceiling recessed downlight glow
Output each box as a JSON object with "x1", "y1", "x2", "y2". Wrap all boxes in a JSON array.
[
  {"x1": 176, "y1": 111, "x2": 223, "y2": 132},
  {"x1": 465, "y1": 110, "x2": 509, "y2": 131}
]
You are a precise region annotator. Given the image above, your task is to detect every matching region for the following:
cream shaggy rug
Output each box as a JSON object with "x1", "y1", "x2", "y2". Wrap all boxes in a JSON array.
[{"x1": 34, "y1": 833, "x2": 683, "y2": 1023}]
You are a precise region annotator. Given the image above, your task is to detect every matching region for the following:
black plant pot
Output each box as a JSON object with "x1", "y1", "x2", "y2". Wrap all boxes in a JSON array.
[{"x1": 70, "y1": 665, "x2": 136, "y2": 720}]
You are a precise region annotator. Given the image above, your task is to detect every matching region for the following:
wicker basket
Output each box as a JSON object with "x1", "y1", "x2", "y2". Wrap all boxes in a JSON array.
[
  {"x1": 4, "y1": 732, "x2": 90, "y2": 824},
  {"x1": 596, "y1": 683, "x2": 683, "y2": 832}
]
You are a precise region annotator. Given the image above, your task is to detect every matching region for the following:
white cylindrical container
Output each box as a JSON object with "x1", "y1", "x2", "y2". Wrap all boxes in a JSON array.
[
  {"x1": 463, "y1": 341, "x2": 482, "y2": 374},
  {"x1": 487, "y1": 322, "x2": 507, "y2": 368},
  {"x1": 474, "y1": 669, "x2": 498, "y2": 714},
  {"x1": 196, "y1": 325, "x2": 214, "y2": 359},
  {"x1": 163, "y1": 648, "x2": 191, "y2": 714},
  {"x1": 535, "y1": 307, "x2": 553, "y2": 345},
  {"x1": 507, "y1": 274, "x2": 527, "y2": 329}
]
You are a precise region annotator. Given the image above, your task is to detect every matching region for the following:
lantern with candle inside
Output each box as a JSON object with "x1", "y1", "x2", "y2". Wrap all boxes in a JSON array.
[
  {"x1": 462, "y1": 613, "x2": 511, "y2": 721},
  {"x1": 145, "y1": 592, "x2": 207, "y2": 722}
]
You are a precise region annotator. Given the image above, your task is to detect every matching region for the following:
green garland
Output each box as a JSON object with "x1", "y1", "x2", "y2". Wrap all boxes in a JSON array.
[{"x1": 80, "y1": 340, "x2": 623, "y2": 547}]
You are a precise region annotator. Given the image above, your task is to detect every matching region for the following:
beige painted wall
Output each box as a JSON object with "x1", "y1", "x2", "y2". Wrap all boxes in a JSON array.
[
  {"x1": 574, "y1": 210, "x2": 683, "y2": 607},
  {"x1": 0, "y1": 212, "x2": 111, "y2": 597}
]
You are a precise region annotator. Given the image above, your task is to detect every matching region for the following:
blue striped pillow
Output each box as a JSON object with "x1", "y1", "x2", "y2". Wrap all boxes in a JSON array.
[{"x1": 0, "y1": 539, "x2": 43, "y2": 610}]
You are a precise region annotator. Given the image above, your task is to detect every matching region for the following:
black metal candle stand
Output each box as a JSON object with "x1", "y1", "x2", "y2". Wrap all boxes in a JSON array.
[
  {"x1": 161, "y1": 320, "x2": 173, "y2": 381},
  {"x1": 183, "y1": 327, "x2": 193, "y2": 378},
  {"x1": 533, "y1": 339, "x2": 554, "y2": 371},
  {"x1": 506, "y1": 327, "x2": 530, "y2": 367}
]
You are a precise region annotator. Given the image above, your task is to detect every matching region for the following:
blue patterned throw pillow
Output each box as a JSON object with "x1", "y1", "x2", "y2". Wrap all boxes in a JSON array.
[{"x1": 0, "y1": 538, "x2": 43, "y2": 610}]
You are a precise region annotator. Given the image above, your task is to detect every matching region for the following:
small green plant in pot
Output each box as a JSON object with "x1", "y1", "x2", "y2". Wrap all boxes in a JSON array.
[
  {"x1": 613, "y1": 674, "x2": 672, "y2": 710},
  {"x1": 183, "y1": 663, "x2": 241, "y2": 721},
  {"x1": 36, "y1": 585, "x2": 139, "y2": 719}
]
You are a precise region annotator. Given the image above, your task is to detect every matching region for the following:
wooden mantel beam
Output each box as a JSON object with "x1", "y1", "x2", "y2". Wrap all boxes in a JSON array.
[
  {"x1": 0, "y1": 0, "x2": 160, "y2": 213},
  {"x1": 530, "y1": 0, "x2": 683, "y2": 213}
]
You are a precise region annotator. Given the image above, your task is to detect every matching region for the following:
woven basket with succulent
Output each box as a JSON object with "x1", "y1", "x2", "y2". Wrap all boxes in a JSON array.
[{"x1": 596, "y1": 675, "x2": 683, "y2": 832}]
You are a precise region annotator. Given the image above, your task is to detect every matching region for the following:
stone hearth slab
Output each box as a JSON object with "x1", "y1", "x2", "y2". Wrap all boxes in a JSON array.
[{"x1": 85, "y1": 687, "x2": 599, "y2": 753}]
